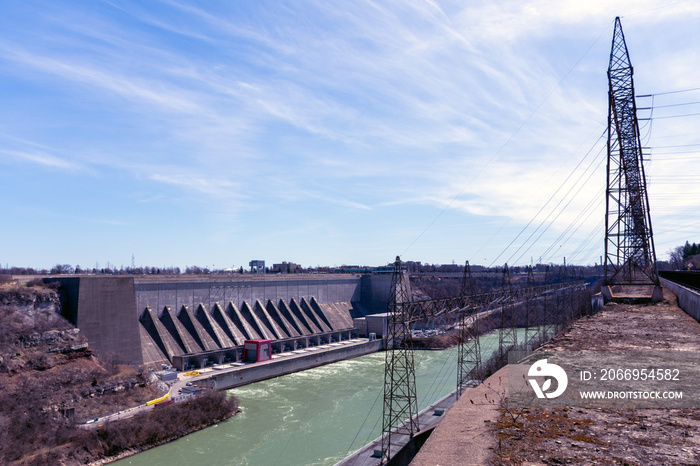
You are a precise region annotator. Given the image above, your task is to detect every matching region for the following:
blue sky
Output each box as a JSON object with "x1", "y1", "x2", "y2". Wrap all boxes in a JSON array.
[{"x1": 1, "y1": 0, "x2": 699, "y2": 270}]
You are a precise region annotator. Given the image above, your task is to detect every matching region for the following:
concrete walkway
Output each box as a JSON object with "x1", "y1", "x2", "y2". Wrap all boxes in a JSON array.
[
  {"x1": 410, "y1": 366, "x2": 509, "y2": 466},
  {"x1": 411, "y1": 287, "x2": 700, "y2": 465},
  {"x1": 338, "y1": 390, "x2": 462, "y2": 466}
]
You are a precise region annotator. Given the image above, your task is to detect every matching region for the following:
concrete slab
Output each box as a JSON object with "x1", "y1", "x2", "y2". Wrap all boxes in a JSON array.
[
  {"x1": 409, "y1": 367, "x2": 508, "y2": 465},
  {"x1": 201, "y1": 339, "x2": 381, "y2": 390}
]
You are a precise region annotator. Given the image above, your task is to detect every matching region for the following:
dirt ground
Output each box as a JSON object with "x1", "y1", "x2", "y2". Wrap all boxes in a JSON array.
[{"x1": 494, "y1": 288, "x2": 700, "y2": 465}]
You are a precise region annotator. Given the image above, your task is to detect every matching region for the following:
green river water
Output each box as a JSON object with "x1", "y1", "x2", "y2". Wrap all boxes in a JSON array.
[{"x1": 115, "y1": 331, "x2": 518, "y2": 466}]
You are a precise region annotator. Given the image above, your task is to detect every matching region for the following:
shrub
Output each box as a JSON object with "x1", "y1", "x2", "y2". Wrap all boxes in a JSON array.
[{"x1": 97, "y1": 391, "x2": 238, "y2": 458}]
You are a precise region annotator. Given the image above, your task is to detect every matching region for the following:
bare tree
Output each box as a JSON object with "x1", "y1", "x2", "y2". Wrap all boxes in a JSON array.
[
  {"x1": 51, "y1": 264, "x2": 74, "y2": 275},
  {"x1": 668, "y1": 246, "x2": 684, "y2": 270}
]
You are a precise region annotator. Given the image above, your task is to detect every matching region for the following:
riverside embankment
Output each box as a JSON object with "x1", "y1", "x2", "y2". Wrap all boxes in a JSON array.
[
  {"x1": 412, "y1": 287, "x2": 700, "y2": 465},
  {"x1": 115, "y1": 332, "x2": 508, "y2": 466}
]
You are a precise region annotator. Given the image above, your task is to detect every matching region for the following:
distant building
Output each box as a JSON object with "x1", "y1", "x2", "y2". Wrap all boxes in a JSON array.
[
  {"x1": 249, "y1": 260, "x2": 265, "y2": 274},
  {"x1": 271, "y1": 261, "x2": 301, "y2": 273}
]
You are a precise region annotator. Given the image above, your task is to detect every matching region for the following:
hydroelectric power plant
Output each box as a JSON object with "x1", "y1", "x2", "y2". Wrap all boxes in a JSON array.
[{"x1": 45, "y1": 272, "x2": 404, "y2": 369}]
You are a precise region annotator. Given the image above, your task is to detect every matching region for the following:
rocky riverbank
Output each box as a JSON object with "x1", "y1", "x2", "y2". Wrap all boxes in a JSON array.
[{"x1": 0, "y1": 281, "x2": 238, "y2": 465}]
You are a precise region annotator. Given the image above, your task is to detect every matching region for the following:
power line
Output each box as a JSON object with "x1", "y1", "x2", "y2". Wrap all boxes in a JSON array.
[
  {"x1": 469, "y1": 125, "x2": 605, "y2": 262},
  {"x1": 637, "y1": 86, "x2": 700, "y2": 97},
  {"x1": 512, "y1": 156, "x2": 605, "y2": 266},
  {"x1": 399, "y1": 21, "x2": 614, "y2": 259},
  {"x1": 652, "y1": 112, "x2": 700, "y2": 120},
  {"x1": 487, "y1": 130, "x2": 606, "y2": 267},
  {"x1": 651, "y1": 143, "x2": 700, "y2": 149},
  {"x1": 534, "y1": 189, "x2": 604, "y2": 264},
  {"x1": 566, "y1": 220, "x2": 605, "y2": 265},
  {"x1": 639, "y1": 100, "x2": 700, "y2": 110},
  {"x1": 495, "y1": 136, "x2": 606, "y2": 267}
]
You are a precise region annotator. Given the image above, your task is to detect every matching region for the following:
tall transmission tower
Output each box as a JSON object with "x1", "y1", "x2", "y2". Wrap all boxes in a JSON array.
[
  {"x1": 603, "y1": 17, "x2": 662, "y2": 302},
  {"x1": 524, "y1": 266, "x2": 539, "y2": 349},
  {"x1": 377, "y1": 257, "x2": 585, "y2": 462},
  {"x1": 456, "y1": 261, "x2": 482, "y2": 398},
  {"x1": 380, "y1": 256, "x2": 418, "y2": 462},
  {"x1": 498, "y1": 264, "x2": 517, "y2": 362}
]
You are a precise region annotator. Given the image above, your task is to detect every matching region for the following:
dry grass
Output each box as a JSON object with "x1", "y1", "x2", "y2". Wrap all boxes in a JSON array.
[{"x1": 492, "y1": 289, "x2": 700, "y2": 465}]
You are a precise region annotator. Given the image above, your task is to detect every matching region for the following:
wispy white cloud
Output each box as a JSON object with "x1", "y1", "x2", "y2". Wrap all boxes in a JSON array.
[
  {"x1": 0, "y1": 0, "x2": 697, "y2": 267},
  {"x1": 0, "y1": 43, "x2": 205, "y2": 114},
  {"x1": 0, "y1": 148, "x2": 85, "y2": 171}
]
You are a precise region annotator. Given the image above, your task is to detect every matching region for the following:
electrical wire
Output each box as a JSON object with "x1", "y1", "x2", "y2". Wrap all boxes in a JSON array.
[
  {"x1": 469, "y1": 124, "x2": 605, "y2": 262},
  {"x1": 498, "y1": 140, "x2": 607, "y2": 267},
  {"x1": 344, "y1": 384, "x2": 384, "y2": 456},
  {"x1": 652, "y1": 112, "x2": 700, "y2": 120},
  {"x1": 639, "y1": 100, "x2": 700, "y2": 110},
  {"x1": 638, "y1": 86, "x2": 700, "y2": 97},
  {"x1": 530, "y1": 189, "x2": 604, "y2": 265},
  {"x1": 399, "y1": 21, "x2": 614, "y2": 259},
  {"x1": 421, "y1": 348, "x2": 459, "y2": 410},
  {"x1": 487, "y1": 130, "x2": 607, "y2": 267}
]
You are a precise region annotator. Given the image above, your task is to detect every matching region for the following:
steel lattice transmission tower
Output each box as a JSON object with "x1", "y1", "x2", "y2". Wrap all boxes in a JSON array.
[
  {"x1": 380, "y1": 256, "x2": 419, "y2": 462},
  {"x1": 456, "y1": 261, "x2": 482, "y2": 398},
  {"x1": 524, "y1": 265, "x2": 539, "y2": 349},
  {"x1": 498, "y1": 264, "x2": 517, "y2": 362},
  {"x1": 604, "y1": 17, "x2": 662, "y2": 301}
]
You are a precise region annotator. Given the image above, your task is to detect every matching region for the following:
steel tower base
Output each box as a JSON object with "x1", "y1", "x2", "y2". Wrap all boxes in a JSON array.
[{"x1": 601, "y1": 284, "x2": 663, "y2": 304}]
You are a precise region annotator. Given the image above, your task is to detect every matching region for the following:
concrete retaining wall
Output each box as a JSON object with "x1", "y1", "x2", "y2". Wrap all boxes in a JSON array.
[
  {"x1": 661, "y1": 279, "x2": 700, "y2": 321},
  {"x1": 360, "y1": 273, "x2": 411, "y2": 316},
  {"x1": 205, "y1": 340, "x2": 382, "y2": 390},
  {"x1": 133, "y1": 275, "x2": 364, "y2": 317}
]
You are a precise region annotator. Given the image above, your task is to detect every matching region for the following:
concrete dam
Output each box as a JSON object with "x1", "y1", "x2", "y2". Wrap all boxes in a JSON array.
[{"x1": 47, "y1": 273, "x2": 404, "y2": 368}]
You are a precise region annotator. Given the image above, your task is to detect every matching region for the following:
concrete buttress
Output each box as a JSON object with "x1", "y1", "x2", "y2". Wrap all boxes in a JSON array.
[
  {"x1": 277, "y1": 299, "x2": 311, "y2": 335},
  {"x1": 289, "y1": 298, "x2": 322, "y2": 334},
  {"x1": 177, "y1": 305, "x2": 219, "y2": 352},
  {"x1": 300, "y1": 297, "x2": 332, "y2": 332},
  {"x1": 195, "y1": 304, "x2": 234, "y2": 348},
  {"x1": 240, "y1": 301, "x2": 275, "y2": 340},
  {"x1": 266, "y1": 300, "x2": 301, "y2": 337},
  {"x1": 159, "y1": 306, "x2": 203, "y2": 354},
  {"x1": 226, "y1": 302, "x2": 260, "y2": 340},
  {"x1": 212, "y1": 302, "x2": 247, "y2": 345},
  {"x1": 253, "y1": 299, "x2": 288, "y2": 339},
  {"x1": 139, "y1": 307, "x2": 185, "y2": 360}
]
